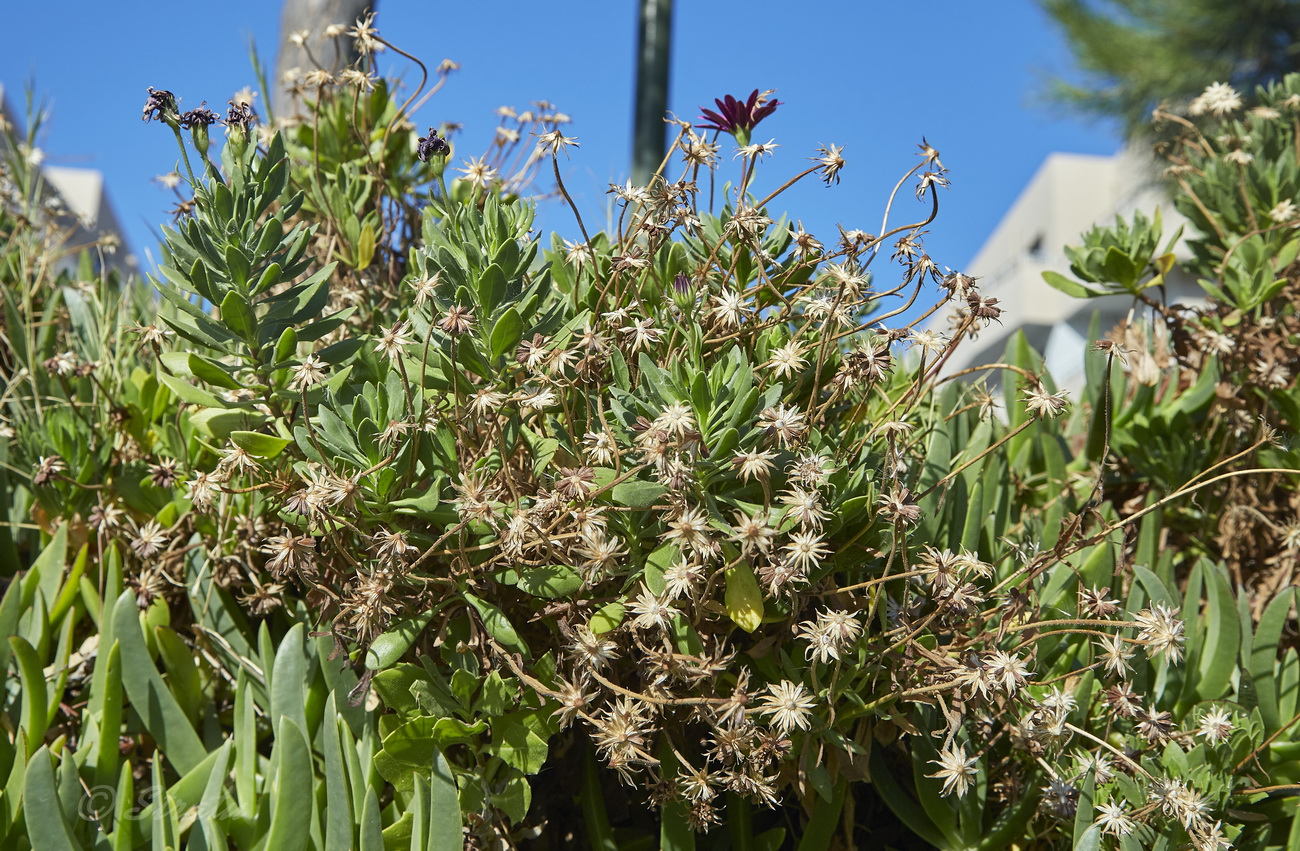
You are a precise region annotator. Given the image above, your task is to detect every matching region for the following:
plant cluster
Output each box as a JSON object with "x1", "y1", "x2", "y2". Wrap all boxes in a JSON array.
[{"x1": 4, "y1": 15, "x2": 1300, "y2": 850}]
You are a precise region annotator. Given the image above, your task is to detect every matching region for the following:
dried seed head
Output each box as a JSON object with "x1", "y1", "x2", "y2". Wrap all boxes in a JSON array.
[
  {"x1": 927, "y1": 744, "x2": 978, "y2": 799},
  {"x1": 32, "y1": 455, "x2": 66, "y2": 487},
  {"x1": 1134, "y1": 603, "x2": 1185, "y2": 663},
  {"x1": 812, "y1": 143, "x2": 846, "y2": 185},
  {"x1": 439, "y1": 305, "x2": 475, "y2": 336},
  {"x1": 757, "y1": 680, "x2": 816, "y2": 734}
]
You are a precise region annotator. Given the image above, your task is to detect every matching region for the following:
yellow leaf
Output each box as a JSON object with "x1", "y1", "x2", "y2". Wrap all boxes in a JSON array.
[
  {"x1": 357, "y1": 222, "x2": 376, "y2": 269},
  {"x1": 725, "y1": 563, "x2": 764, "y2": 633}
]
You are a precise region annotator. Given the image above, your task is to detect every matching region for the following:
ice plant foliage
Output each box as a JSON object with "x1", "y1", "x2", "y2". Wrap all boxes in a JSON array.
[{"x1": 6, "y1": 13, "x2": 1300, "y2": 847}]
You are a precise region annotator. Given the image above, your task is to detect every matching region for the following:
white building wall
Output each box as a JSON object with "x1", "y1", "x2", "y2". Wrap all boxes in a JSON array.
[{"x1": 937, "y1": 146, "x2": 1196, "y2": 392}]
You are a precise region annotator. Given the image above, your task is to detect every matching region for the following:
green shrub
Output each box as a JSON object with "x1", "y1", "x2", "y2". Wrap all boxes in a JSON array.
[{"x1": 5, "y1": 20, "x2": 1300, "y2": 850}]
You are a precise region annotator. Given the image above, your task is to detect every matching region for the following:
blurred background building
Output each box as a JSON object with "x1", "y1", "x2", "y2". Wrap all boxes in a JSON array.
[
  {"x1": 936, "y1": 145, "x2": 1201, "y2": 391},
  {"x1": 0, "y1": 83, "x2": 133, "y2": 277}
]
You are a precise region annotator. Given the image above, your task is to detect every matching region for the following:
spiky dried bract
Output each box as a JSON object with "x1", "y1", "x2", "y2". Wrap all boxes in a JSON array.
[
  {"x1": 928, "y1": 745, "x2": 979, "y2": 799},
  {"x1": 758, "y1": 681, "x2": 816, "y2": 734}
]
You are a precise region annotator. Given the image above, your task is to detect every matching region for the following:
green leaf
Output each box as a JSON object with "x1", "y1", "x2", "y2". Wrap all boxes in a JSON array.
[
  {"x1": 1101, "y1": 245, "x2": 1138, "y2": 288},
  {"x1": 515, "y1": 565, "x2": 583, "y2": 599},
  {"x1": 476, "y1": 671, "x2": 516, "y2": 717},
  {"x1": 23, "y1": 748, "x2": 80, "y2": 851},
  {"x1": 637, "y1": 351, "x2": 681, "y2": 406},
  {"x1": 1042, "y1": 270, "x2": 1106, "y2": 299},
  {"x1": 660, "y1": 800, "x2": 696, "y2": 851},
  {"x1": 311, "y1": 403, "x2": 366, "y2": 465},
  {"x1": 464, "y1": 592, "x2": 531, "y2": 658},
  {"x1": 49, "y1": 544, "x2": 88, "y2": 624},
  {"x1": 91, "y1": 639, "x2": 124, "y2": 793},
  {"x1": 29, "y1": 522, "x2": 68, "y2": 608},
  {"x1": 1196, "y1": 561, "x2": 1240, "y2": 701},
  {"x1": 1075, "y1": 825, "x2": 1102, "y2": 851},
  {"x1": 1131, "y1": 564, "x2": 1177, "y2": 608},
  {"x1": 493, "y1": 712, "x2": 550, "y2": 775},
  {"x1": 360, "y1": 786, "x2": 384, "y2": 851},
  {"x1": 726, "y1": 794, "x2": 754, "y2": 851},
  {"x1": 232, "y1": 672, "x2": 256, "y2": 817},
  {"x1": 271, "y1": 623, "x2": 312, "y2": 743},
  {"x1": 113, "y1": 590, "x2": 207, "y2": 774},
  {"x1": 1163, "y1": 356, "x2": 1219, "y2": 418},
  {"x1": 322, "y1": 699, "x2": 353, "y2": 851},
  {"x1": 643, "y1": 543, "x2": 676, "y2": 595},
  {"x1": 230, "y1": 429, "x2": 293, "y2": 458},
  {"x1": 195, "y1": 741, "x2": 232, "y2": 833},
  {"x1": 151, "y1": 755, "x2": 173, "y2": 851},
  {"x1": 478, "y1": 264, "x2": 508, "y2": 315},
  {"x1": 794, "y1": 780, "x2": 845, "y2": 851},
  {"x1": 376, "y1": 716, "x2": 486, "y2": 793},
  {"x1": 1287, "y1": 799, "x2": 1300, "y2": 851},
  {"x1": 409, "y1": 776, "x2": 430, "y2": 851},
  {"x1": 9, "y1": 637, "x2": 48, "y2": 754},
  {"x1": 1253, "y1": 588, "x2": 1295, "y2": 731},
  {"x1": 365, "y1": 609, "x2": 437, "y2": 671},
  {"x1": 610, "y1": 348, "x2": 630, "y2": 390},
  {"x1": 389, "y1": 481, "x2": 454, "y2": 522},
  {"x1": 807, "y1": 763, "x2": 833, "y2": 802},
  {"x1": 410, "y1": 676, "x2": 460, "y2": 719},
  {"x1": 111, "y1": 760, "x2": 135, "y2": 851},
  {"x1": 273, "y1": 327, "x2": 299, "y2": 368},
  {"x1": 959, "y1": 477, "x2": 985, "y2": 553},
  {"x1": 529, "y1": 435, "x2": 560, "y2": 476},
  {"x1": 710, "y1": 427, "x2": 740, "y2": 457},
  {"x1": 489, "y1": 306, "x2": 524, "y2": 359},
  {"x1": 0, "y1": 578, "x2": 24, "y2": 690},
  {"x1": 581, "y1": 747, "x2": 619, "y2": 851},
  {"x1": 262, "y1": 264, "x2": 336, "y2": 333},
  {"x1": 219, "y1": 290, "x2": 257, "y2": 342},
  {"x1": 252, "y1": 260, "x2": 284, "y2": 297},
  {"x1": 610, "y1": 479, "x2": 668, "y2": 508},
  {"x1": 46, "y1": 609, "x2": 76, "y2": 727},
  {"x1": 154, "y1": 627, "x2": 203, "y2": 725},
  {"x1": 372, "y1": 664, "x2": 426, "y2": 716},
  {"x1": 165, "y1": 352, "x2": 243, "y2": 390},
  {"x1": 1, "y1": 732, "x2": 29, "y2": 838},
  {"x1": 867, "y1": 746, "x2": 946, "y2": 848},
  {"x1": 184, "y1": 257, "x2": 219, "y2": 303},
  {"x1": 51, "y1": 746, "x2": 79, "y2": 841},
  {"x1": 212, "y1": 183, "x2": 235, "y2": 226},
  {"x1": 189, "y1": 407, "x2": 268, "y2": 440},
  {"x1": 158, "y1": 371, "x2": 229, "y2": 408},
  {"x1": 264, "y1": 717, "x2": 312, "y2": 851},
  {"x1": 588, "y1": 603, "x2": 625, "y2": 634},
  {"x1": 492, "y1": 775, "x2": 532, "y2": 824},
  {"x1": 428, "y1": 749, "x2": 462, "y2": 851}
]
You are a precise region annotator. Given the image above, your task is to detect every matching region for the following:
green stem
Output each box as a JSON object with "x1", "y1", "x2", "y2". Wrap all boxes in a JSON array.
[{"x1": 170, "y1": 124, "x2": 199, "y2": 188}]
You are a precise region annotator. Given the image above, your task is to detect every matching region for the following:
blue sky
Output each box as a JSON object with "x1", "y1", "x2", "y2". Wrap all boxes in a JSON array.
[{"x1": 2, "y1": 0, "x2": 1120, "y2": 285}]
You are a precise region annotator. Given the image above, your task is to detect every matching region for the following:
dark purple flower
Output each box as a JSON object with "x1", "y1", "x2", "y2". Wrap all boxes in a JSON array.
[
  {"x1": 417, "y1": 127, "x2": 449, "y2": 163},
  {"x1": 224, "y1": 100, "x2": 258, "y2": 133},
  {"x1": 179, "y1": 104, "x2": 219, "y2": 129},
  {"x1": 672, "y1": 272, "x2": 692, "y2": 295},
  {"x1": 142, "y1": 87, "x2": 177, "y2": 123},
  {"x1": 697, "y1": 89, "x2": 781, "y2": 142}
]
